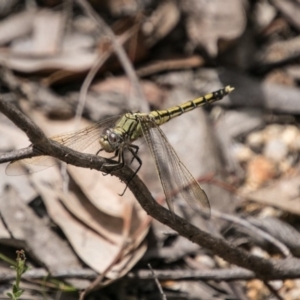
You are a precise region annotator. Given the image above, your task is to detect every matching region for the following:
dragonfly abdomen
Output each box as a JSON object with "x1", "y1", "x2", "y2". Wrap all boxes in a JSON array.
[{"x1": 150, "y1": 85, "x2": 234, "y2": 126}]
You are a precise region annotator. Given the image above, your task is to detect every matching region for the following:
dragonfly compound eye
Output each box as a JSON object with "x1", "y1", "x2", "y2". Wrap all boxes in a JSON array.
[
  {"x1": 99, "y1": 130, "x2": 117, "y2": 153},
  {"x1": 107, "y1": 131, "x2": 122, "y2": 147}
]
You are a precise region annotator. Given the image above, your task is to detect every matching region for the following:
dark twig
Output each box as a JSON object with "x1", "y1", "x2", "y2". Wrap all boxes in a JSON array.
[
  {"x1": 264, "y1": 281, "x2": 284, "y2": 300},
  {"x1": 148, "y1": 264, "x2": 167, "y2": 300},
  {"x1": 0, "y1": 98, "x2": 116, "y2": 173},
  {"x1": 2, "y1": 98, "x2": 300, "y2": 279},
  {"x1": 0, "y1": 147, "x2": 36, "y2": 164}
]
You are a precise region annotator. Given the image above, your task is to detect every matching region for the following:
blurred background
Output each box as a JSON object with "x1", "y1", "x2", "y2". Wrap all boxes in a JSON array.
[{"x1": 1, "y1": 0, "x2": 300, "y2": 299}]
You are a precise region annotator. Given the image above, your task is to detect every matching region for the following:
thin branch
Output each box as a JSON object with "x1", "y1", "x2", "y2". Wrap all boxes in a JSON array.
[
  {"x1": 0, "y1": 268, "x2": 97, "y2": 282},
  {"x1": 148, "y1": 264, "x2": 167, "y2": 300},
  {"x1": 264, "y1": 281, "x2": 284, "y2": 300},
  {"x1": 211, "y1": 209, "x2": 291, "y2": 257},
  {"x1": 2, "y1": 98, "x2": 300, "y2": 279},
  {"x1": 0, "y1": 267, "x2": 254, "y2": 282},
  {"x1": 75, "y1": 26, "x2": 139, "y2": 126},
  {"x1": 128, "y1": 268, "x2": 256, "y2": 281},
  {"x1": 0, "y1": 147, "x2": 36, "y2": 164},
  {"x1": 75, "y1": 0, "x2": 148, "y2": 111},
  {"x1": 0, "y1": 98, "x2": 46, "y2": 145}
]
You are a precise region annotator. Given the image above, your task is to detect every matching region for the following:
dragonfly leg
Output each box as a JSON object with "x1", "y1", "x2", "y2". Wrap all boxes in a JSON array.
[
  {"x1": 101, "y1": 149, "x2": 123, "y2": 176},
  {"x1": 128, "y1": 144, "x2": 139, "y2": 165},
  {"x1": 95, "y1": 148, "x2": 103, "y2": 155},
  {"x1": 96, "y1": 148, "x2": 119, "y2": 161},
  {"x1": 119, "y1": 146, "x2": 142, "y2": 196}
]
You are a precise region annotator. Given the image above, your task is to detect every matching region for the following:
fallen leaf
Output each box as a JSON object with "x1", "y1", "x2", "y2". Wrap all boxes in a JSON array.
[
  {"x1": 244, "y1": 175, "x2": 300, "y2": 216},
  {"x1": 180, "y1": 0, "x2": 247, "y2": 56},
  {"x1": 0, "y1": 10, "x2": 34, "y2": 45},
  {"x1": 0, "y1": 186, "x2": 82, "y2": 273}
]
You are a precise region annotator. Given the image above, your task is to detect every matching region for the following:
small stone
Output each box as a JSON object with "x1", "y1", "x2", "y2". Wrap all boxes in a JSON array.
[
  {"x1": 288, "y1": 288, "x2": 300, "y2": 300},
  {"x1": 285, "y1": 279, "x2": 296, "y2": 289},
  {"x1": 254, "y1": 0, "x2": 277, "y2": 30},
  {"x1": 247, "y1": 279, "x2": 269, "y2": 300},
  {"x1": 262, "y1": 124, "x2": 283, "y2": 142},
  {"x1": 246, "y1": 131, "x2": 265, "y2": 151},
  {"x1": 281, "y1": 125, "x2": 299, "y2": 150},
  {"x1": 251, "y1": 246, "x2": 270, "y2": 259},
  {"x1": 195, "y1": 254, "x2": 216, "y2": 268},
  {"x1": 214, "y1": 256, "x2": 229, "y2": 268},
  {"x1": 268, "y1": 280, "x2": 283, "y2": 290},
  {"x1": 258, "y1": 207, "x2": 281, "y2": 219},
  {"x1": 293, "y1": 279, "x2": 300, "y2": 288},
  {"x1": 233, "y1": 143, "x2": 254, "y2": 163},
  {"x1": 246, "y1": 155, "x2": 276, "y2": 189},
  {"x1": 278, "y1": 159, "x2": 293, "y2": 174},
  {"x1": 264, "y1": 139, "x2": 288, "y2": 162}
]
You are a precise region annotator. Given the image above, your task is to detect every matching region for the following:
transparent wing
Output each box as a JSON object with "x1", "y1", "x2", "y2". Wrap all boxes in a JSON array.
[
  {"x1": 139, "y1": 119, "x2": 210, "y2": 216},
  {"x1": 6, "y1": 115, "x2": 121, "y2": 175}
]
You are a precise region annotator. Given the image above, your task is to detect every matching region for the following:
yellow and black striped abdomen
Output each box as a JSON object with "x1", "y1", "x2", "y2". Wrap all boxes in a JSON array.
[{"x1": 150, "y1": 85, "x2": 234, "y2": 126}]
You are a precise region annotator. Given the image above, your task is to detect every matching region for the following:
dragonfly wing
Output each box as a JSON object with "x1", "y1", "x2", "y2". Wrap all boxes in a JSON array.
[
  {"x1": 6, "y1": 115, "x2": 121, "y2": 175},
  {"x1": 139, "y1": 119, "x2": 210, "y2": 216},
  {"x1": 5, "y1": 156, "x2": 57, "y2": 175}
]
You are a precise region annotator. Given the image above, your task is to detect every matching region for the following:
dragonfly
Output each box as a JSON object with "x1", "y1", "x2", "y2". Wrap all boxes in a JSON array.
[{"x1": 6, "y1": 85, "x2": 234, "y2": 215}]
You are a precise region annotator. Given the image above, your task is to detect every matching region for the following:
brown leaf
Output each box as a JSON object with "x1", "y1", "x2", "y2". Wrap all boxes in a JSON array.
[
  {"x1": 143, "y1": 0, "x2": 180, "y2": 46},
  {"x1": 180, "y1": 0, "x2": 247, "y2": 56},
  {"x1": 35, "y1": 180, "x2": 123, "y2": 274},
  {"x1": 57, "y1": 180, "x2": 125, "y2": 245},
  {"x1": 32, "y1": 169, "x2": 148, "y2": 276}
]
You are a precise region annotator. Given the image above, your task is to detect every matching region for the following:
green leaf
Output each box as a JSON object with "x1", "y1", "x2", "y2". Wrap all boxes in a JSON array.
[
  {"x1": 12, "y1": 284, "x2": 18, "y2": 293},
  {"x1": 15, "y1": 290, "x2": 24, "y2": 298}
]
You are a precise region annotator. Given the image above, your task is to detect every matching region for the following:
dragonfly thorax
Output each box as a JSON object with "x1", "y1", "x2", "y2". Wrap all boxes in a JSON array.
[{"x1": 99, "y1": 129, "x2": 124, "y2": 153}]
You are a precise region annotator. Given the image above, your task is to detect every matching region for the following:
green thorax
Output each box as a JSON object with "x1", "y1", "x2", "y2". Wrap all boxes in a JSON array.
[{"x1": 113, "y1": 113, "x2": 147, "y2": 142}]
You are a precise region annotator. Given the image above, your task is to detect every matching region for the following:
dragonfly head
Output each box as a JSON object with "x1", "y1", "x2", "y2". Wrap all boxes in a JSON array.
[{"x1": 100, "y1": 129, "x2": 122, "y2": 153}]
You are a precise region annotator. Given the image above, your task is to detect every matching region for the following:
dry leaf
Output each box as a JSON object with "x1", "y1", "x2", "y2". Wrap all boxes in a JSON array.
[
  {"x1": 0, "y1": 50, "x2": 98, "y2": 73},
  {"x1": 0, "y1": 10, "x2": 34, "y2": 45},
  {"x1": 244, "y1": 175, "x2": 300, "y2": 216},
  {"x1": 180, "y1": 0, "x2": 247, "y2": 56},
  {"x1": 10, "y1": 9, "x2": 65, "y2": 56},
  {"x1": 143, "y1": 0, "x2": 180, "y2": 46},
  {"x1": 0, "y1": 186, "x2": 82, "y2": 273},
  {"x1": 0, "y1": 123, "x2": 38, "y2": 203}
]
